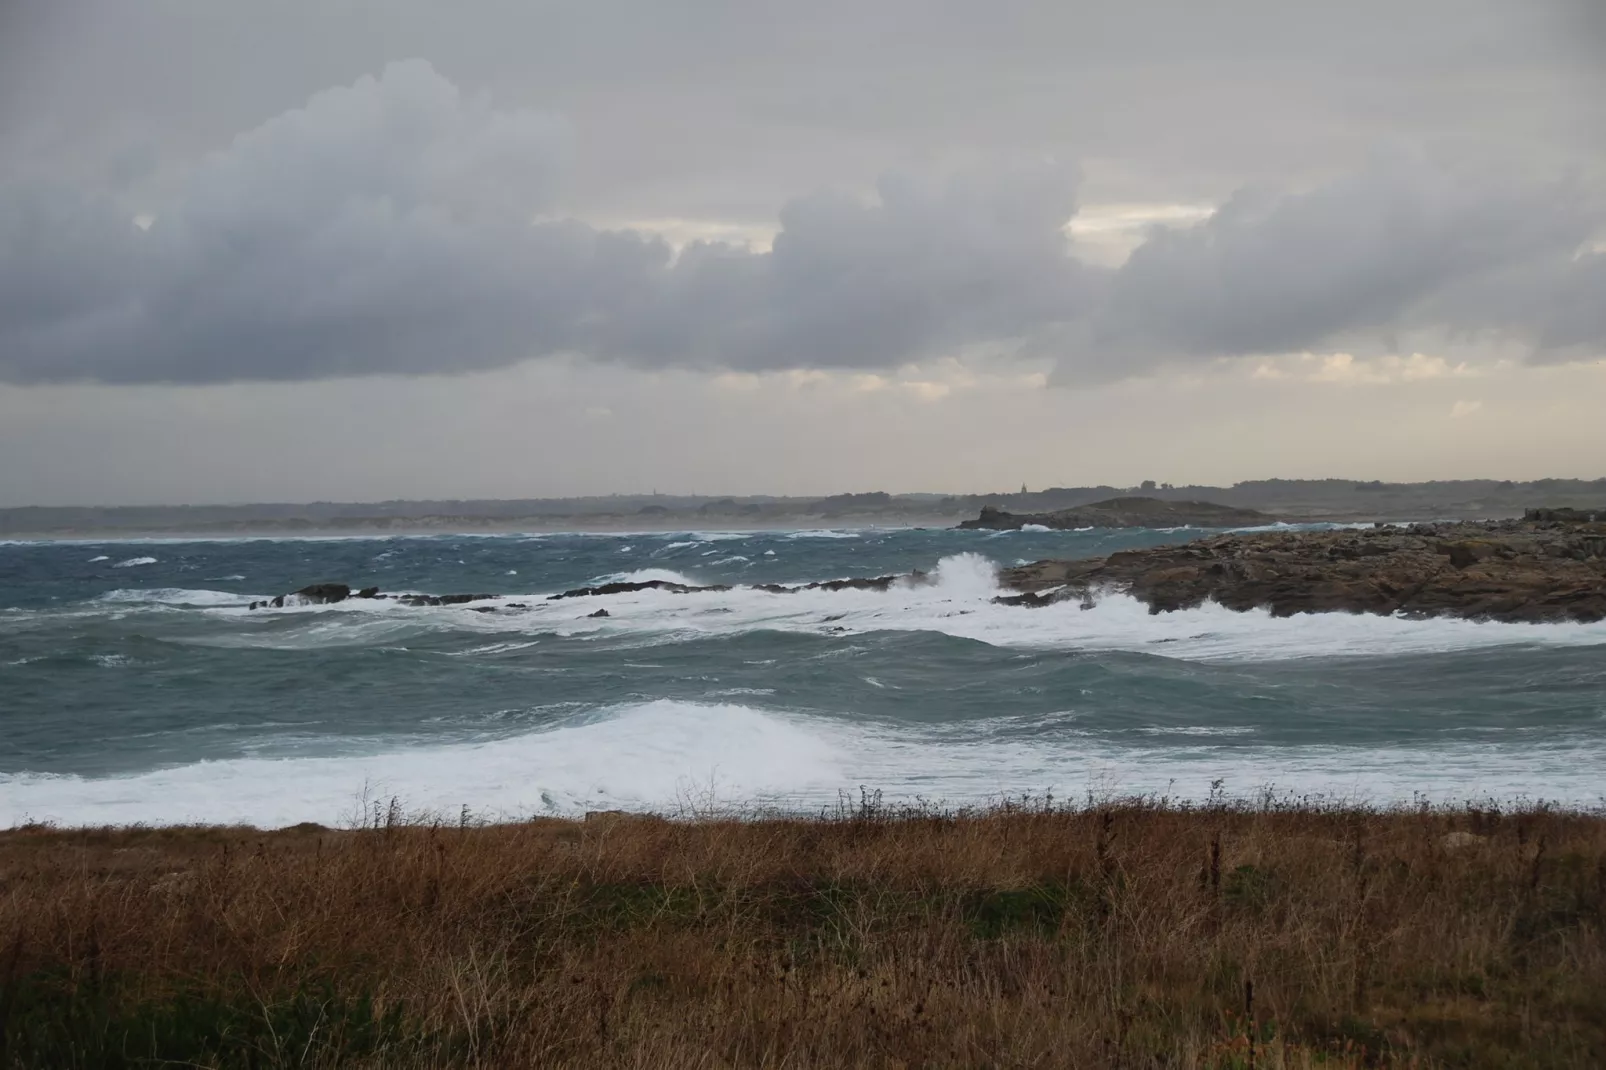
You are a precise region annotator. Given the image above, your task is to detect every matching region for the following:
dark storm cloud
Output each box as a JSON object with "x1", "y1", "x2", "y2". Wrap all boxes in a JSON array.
[
  {"x1": 0, "y1": 61, "x2": 1093, "y2": 383},
  {"x1": 0, "y1": 61, "x2": 1600, "y2": 386}
]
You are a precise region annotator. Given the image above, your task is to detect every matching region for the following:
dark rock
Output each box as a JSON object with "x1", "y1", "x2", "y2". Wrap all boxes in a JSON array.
[
  {"x1": 270, "y1": 594, "x2": 284, "y2": 609},
  {"x1": 754, "y1": 574, "x2": 915, "y2": 595},
  {"x1": 398, "y1": 593, "x2": 497, "y2": 607},
  {"x1": 295, "y1": 582, "x2": 351, "y2": 604},
  {"x1": 355, "y1": 586, "x2": 381, "y2": 598},
  {"x1": 995, "y1": 518, "x2": 1606, "y2": 624},
  {"x1": 588, "y1": 608, "x2": 610, "y2": 618},
  {"x1": 549, "y1": 579, "x2": 731, "y2": 599}
]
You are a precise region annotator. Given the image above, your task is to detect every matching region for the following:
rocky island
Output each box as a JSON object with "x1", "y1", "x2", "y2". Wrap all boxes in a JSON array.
[
  {"x1": 956, "y1": 496, "x2": 1276, "y2": 530},
  {"x1": 995, "y1": 509, "x2": 1606, "y2": 623}
]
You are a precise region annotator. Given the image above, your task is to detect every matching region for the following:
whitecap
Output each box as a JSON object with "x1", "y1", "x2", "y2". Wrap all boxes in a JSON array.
[
  {"x1": 88, "y1": 555, "x2": 110, "y2": 563},
  {"x1": 483, "y1": 553, "x2": 1606, "y2": 663},
  {"x1": 112, "y1": 556, "x2": 158, "y2": 568},
  {"x1": 97, "y1": 588, "x2": 255, "y2": 608},
  {"x1": 6, "y1": 699, "x2": 1604, "y2": 828},
  {"x1": 586, "y1": 568, "x2": 702, "y2": 587}
]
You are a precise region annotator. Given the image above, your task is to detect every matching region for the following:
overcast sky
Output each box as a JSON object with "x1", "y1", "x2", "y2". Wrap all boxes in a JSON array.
[{"x1": 1, "y1": 1, "x2": 1603, "y2": 506}]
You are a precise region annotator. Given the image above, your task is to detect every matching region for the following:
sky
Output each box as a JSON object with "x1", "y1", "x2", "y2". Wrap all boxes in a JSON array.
[{"x1": 1, "y1": 1, "x2": 1603, "y2": 506}]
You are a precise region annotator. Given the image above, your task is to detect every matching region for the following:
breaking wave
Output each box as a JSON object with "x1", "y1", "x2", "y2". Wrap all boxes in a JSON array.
[{"x1": 5, "y1": 698, "x2": 1603, "y2": 828}]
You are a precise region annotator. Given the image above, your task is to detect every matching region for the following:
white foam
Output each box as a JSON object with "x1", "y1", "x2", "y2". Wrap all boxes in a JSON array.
[
  {"x1": 0, "y1": 701, "x2": 848, "y2": 827},
  {"x1": 491, "y1": 553, "x2": 1606, "y2": 662},
  {"x1": 88, "y1": 552, "x2": 1606, "y2": 663},
  {"x1": 589, "y1": 568, "x2": 703, "y2": 587},
  {"x1": 785, "y1": 530, "x2": 861, "y2": 539},
  {"x1": 111, "y1": 556, "x2": 158, "y2": 568},
  {"x1": 5, "y1": 699, "x2": 1601, "y2": 828},
  {"x1": 1020, "y1": 524, "x2": 1053, "y2": 532},
  {"x1": 149, "y1": 552, "x2": 1606, "y2": 662},
  {"x1": 88, "y1": 555, "x2": 110, "y2": 563},
  {"x1": 674, "y1": 531, "x2": 753, "y2": 542},
  {"x1": 97, "y1": 587, "x2": 256, "y2": 608}
]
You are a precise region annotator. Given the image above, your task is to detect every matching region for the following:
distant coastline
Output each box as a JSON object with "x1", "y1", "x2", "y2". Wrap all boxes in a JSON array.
[{"x1": 5, "y1": 476, "x2": 1602, "y2": 539}]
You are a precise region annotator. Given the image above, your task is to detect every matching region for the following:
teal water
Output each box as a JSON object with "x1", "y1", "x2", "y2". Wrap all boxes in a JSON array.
[{"x1": 3, "y1": 526, "x2": 1604, "y2": 826}]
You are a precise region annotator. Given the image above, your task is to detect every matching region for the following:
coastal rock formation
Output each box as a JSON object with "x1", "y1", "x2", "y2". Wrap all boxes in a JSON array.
[
  {"x1": 550, "y1": 579, "x2": 731, "y2": 599},
  {"x1": 996, "y1": 517, "x2": 1606, "y2": 623},
  {"x1": 399, "y1": 593, "x2": 497, "y2": 607},
  {"x1": 294, "y1": 583, "x2": 352, "y2": 604},
  {"x1": 957, "y1": 496, "x2": 1275, "y2": 531}
]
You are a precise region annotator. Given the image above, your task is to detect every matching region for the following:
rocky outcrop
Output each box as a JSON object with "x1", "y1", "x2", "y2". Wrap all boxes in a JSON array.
[
  {"x1": 957, "y1": 497, "x2": 1275, "y2": 531},
  {"x1": 996, "y1": 517, "x2": 1606, "y2": 623},
  {"x1": 399, "y1": 593, "x2": 497, "y2": 607},
  {"x1": 295, "y1": 583, "x2": 352, "y2": 604},
  {"x1": 550, "y1": 579, "x2": 732, "y2": 599}
]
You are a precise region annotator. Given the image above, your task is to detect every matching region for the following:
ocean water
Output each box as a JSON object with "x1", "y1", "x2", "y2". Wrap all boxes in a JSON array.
[{"x1": 3, "y1": 526, "x2": 1605, "y2": 827}]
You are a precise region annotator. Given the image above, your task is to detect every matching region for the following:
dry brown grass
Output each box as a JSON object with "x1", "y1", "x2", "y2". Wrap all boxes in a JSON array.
[{"x1": 1, "y1": 798, "x2": 1603, "y2": 1068}]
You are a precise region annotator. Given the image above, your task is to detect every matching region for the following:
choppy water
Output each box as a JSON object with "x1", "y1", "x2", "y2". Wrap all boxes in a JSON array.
[{"x1": 3, "y1": 526, "x2": 1605, "y2": 827}]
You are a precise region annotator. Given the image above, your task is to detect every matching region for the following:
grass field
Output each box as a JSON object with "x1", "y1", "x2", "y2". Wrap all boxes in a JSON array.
[{"x1": 1, "y1": 796, "x2": 1602, "y2": 1067}]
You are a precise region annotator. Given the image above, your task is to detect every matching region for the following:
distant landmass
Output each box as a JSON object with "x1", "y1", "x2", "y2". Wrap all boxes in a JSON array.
[
  {"x1": 956, "y1": 497, "x2": 1275, "y2": 530},
  {"x1": 3, "y1": 478, "x2": 1604, "y2": 537}
]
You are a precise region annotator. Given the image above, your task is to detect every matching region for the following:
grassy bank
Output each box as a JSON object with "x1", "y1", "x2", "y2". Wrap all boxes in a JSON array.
[{"x1": 1, "y1": 799, "x2": 1602, "y2": 1068}]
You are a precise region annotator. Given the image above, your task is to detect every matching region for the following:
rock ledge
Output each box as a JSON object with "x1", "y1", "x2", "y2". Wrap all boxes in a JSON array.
[{"x1": 997, "y1": 516, "x2": 1606, "y2": 623}]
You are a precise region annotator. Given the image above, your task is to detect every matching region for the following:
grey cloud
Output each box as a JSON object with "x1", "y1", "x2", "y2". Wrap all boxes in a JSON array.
[
  {"x1": 1055, "y1": 150, "x2": 1602, "y2": 381},
  {"x1": 1, "y1": 62, "x2": 1601, "y2": 387},
  {"x1": 600, "y1": 165, "x2": 1089, "y2": 371},
  {"x1": 0, "y1": 61, "x2": 1090, "y2": 383},
  {"x1": 5, "y1": 2, "x2": 1600, "y2": 217}
]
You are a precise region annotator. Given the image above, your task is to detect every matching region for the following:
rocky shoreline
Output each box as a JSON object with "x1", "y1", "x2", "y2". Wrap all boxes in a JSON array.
[
  {"x1": 249, "y1": 510, "x2": 1606, "y2": 625},
  {"x1": 996, "y1": 512, "x2": 1606, "y2": 623}
]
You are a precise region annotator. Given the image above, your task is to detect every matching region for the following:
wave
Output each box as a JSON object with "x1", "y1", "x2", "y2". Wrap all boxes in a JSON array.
[
  {"x1": 6, "y1": 699, "x2": 1603, "y2": 828},
  {"x1": 589, "y1": 568, "x2": 704, "y2": 586},
  {"x1": 505, "y1": 553, "x2": 1606, "y2": 661},
  {"x1": 96, "y1": 588, "x2": 258, "y2": 608},
  {"x1": 109, "y1": 553, "x2": 1606, "y2": 662},
  {"x1": 112, "y1": 556, "x2": 158, "y2": 568}
]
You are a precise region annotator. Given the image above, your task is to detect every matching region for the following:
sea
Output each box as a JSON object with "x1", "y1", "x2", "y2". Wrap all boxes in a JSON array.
[{"x1": 3, "y1": 525, "x2": 1605, "y2": 828}]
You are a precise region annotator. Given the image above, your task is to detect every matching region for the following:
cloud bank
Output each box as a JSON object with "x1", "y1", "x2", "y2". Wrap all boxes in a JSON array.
[{"x1": 1, "y1": 60, "x2": 1600, "y2": 387}]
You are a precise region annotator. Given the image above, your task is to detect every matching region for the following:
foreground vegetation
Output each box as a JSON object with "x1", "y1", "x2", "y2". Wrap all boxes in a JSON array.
[{"x1": 1, "y1": 796, "x2": 1603, "y2": 1068}]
